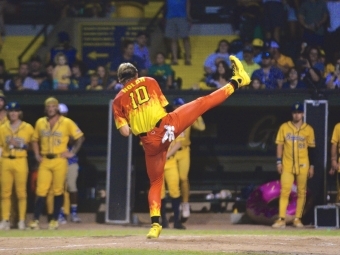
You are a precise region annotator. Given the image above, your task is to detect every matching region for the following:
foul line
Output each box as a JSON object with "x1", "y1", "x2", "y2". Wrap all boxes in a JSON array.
[{"x1": 0, "y1": 242, "x2": 118, "y2": 251}]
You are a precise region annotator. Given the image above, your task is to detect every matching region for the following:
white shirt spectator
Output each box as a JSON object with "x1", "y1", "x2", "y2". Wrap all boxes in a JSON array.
[
  {"x1": 4, "y1": 77, "x2": 39, "y2": 91},
  {"x1": 327, "y1": 1, "x2": 340, "y2": 32}
]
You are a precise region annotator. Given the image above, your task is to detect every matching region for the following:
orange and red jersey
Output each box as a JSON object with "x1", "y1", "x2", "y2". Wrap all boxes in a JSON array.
[{"x1": 113, "y1": 77, "x2": 168, "y2": 135}]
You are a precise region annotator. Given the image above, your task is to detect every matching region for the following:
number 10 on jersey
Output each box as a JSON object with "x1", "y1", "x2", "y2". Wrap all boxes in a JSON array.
[{"x1": 129, "y1": 86, "x2": 150, "y2": 109}]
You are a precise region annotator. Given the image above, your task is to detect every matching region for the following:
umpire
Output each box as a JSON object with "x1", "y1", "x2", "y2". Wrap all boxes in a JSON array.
[{"x1": 29, "y1": 97, "x2": 84, "y2": 230}]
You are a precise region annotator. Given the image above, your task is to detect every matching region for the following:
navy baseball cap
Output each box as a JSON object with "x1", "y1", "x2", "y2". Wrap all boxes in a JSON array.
[
  {"x1": 6, "y1": 102, "x2": 21, "y2": 111},
  {"x1": 291, "y1": 102, "x2": 304, "y2": 112},
  {"x1": 173, "y1": 98, "x2": 185, "y2": 106},
  {"x1": 243, "y1": 46, "x2": 254, "y2": 53},
  {"x1": 261, "y1": 51, "x2": 272, "y2": 59}
]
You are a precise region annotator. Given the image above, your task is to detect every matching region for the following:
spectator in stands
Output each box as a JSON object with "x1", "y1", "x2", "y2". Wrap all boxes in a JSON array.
[
  {"x1": 28, "y1": 55, "x2": 46, "y2": 86},
  {"x1": 40, "y1": 63, "x2": 54, "y2": 91},
  {"x1": 0, "y1": 59, "x2": 9, "y2": 91},
  {"x1": 268, "y1": 41, "x2": 294, "y2": 75},
  {"x1": 165, "y1": 0, "x2": 192, "y2": 65},
  {"x1": 252, "y1": 38, "x2": 264, "y2": 64},
  {"x1": 53, "y1": 52, "x2": 71, "y2": 91},
  {"x1": 285, "y1": 0, "x2": 299, "y2": 40},
  {"x1": 298, "y1": 0, "x2": 328, "y2": 47},
  {"x1": 325, "y1": 0, "x2": 340, "y2": 63},
  {"x1": 305, "y1": 46, "x2": 325, "y2": 74},
  {"x1": 50, "y1": 31, "x2": 78, "y2": 67},
  {"x1": 262, "y1": 0, "x2": 286, "y2": 42},
  {"x1": 70, "y1": 61, "x2": 88, "y2": 90},
  {"x1": 240, "y1": 46, "x2": 260, "y2": 77},
  {"x1": 134, "y1": 31, "x2": 152, "y2": 69},
  {"x1": 96, "y1": 65, "x2": 117, "y2": 89},
  {"x1": 325, "y1": 57, "x2": 340, "y2": 89},
  {"x1": 249, "y1": 78, "x2": 263, "y2": 90},
  {"x1": 204, "y1": 40, "x2": 230, "y2": 75},
  {"x1": 4, "y1": 63, "x2": 38, "y2": 91},
  {"x1": 110, "y1": 40, "x2": 146, "y2": 76},
  {"x1": 148, "y1": 52, "x2": 174, "y2": 90},
  {"x1": 296, "y1": 48, "x2": 323, "y2": 90},
  {"x1": 282, "y1": 67, "x2": 307, "y2": 89},
  {"x1": 205, "y1": 61, "x2": 232, "y2": 89},
  {"x1": 86, "y1": 74, "x2": 103, "y2": 90},
  {"x1": 324, "y1": 52, "x2": 340, "y2": 78},
  {"x1": 251, "y1": 51, "x2": 285, "y2": 89}
]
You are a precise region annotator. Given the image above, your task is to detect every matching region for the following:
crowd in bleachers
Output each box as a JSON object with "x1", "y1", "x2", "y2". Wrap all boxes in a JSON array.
[{"x1": 1, "y1": 0, "x2": 340, "y2": 92}]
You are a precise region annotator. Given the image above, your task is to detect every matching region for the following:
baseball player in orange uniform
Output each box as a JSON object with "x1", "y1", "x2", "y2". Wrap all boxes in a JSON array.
[
  {"x1": 161, "y1": 132, "x2": 186, "y2": 229},
  {"x1": 172, "y1": 98, "x2": 205, "y2": 221},
  {"x1": 272, "y1": 102, "x2": 315, "y2": 228},
  {"x1": 112, "y1": 56, "x2": 250, "y2": 238},
  {"x1": 0, "y1": 102, "x2": 34, "y2": 230},
  {"x1": 29, "y1": 97, "x2": 84, "y2": 230},
  {"x1": 329, "y1": 122, "x2": 340, "y2": 202}
]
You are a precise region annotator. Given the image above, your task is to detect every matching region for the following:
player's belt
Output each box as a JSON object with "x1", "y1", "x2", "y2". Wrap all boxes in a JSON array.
[
  {"x1": 139, "y1": 118, "x2": 163, "y2": 137},
  {"x1": 43, "y1": 153, "x2": 62, "y2": 159},
  {"x1": 2, "y1": 156, "x2": 25, "y2": 159}
]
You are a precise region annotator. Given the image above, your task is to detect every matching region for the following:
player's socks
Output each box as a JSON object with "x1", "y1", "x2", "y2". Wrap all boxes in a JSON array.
[
  {"x1": 53, "y1": 195, "x2": 64, "y2": 220},
  {"x1": 70, "y1": 205, "x2": 81, "y2": 222},
  {"x1": 33, "y1": 196, "x2": 46, "y2": 220},
  {"x1": 161, "y1": 199, "x2": 169, "y2": 228},
  {"x1": 171, "y1": 197, "x2": 181, "y2": 223},
  {"x1": 151, "y1": 216, "x2": 160, "y2": 224}
]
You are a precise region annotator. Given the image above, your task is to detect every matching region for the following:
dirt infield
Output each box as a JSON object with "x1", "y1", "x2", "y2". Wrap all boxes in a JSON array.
[{"x1": 0, "y1": 213, "x2": 339, "y2": 255}]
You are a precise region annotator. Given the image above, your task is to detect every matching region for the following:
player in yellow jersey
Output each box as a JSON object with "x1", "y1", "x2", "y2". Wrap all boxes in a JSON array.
[
  {"x1": 161, "y1": 132, "x2": 186, "y2": 229},
  {"x1": 0, "y1": 90, "x2": 7, "y2": 222},
  {"x1": 272, "y1": 102, "x2": 315, "y2": 229},
  {"x1": 46, "y1": 103, "x2": 82, "y2": 224},
  {"x1": 329, "y1": 122, "x2": 340, "y2": 202},
  {"x1": 172, "y1": 98, "x2": 205, "y2": 221},
  {"x1": 0, "y1": 102, "x2": 33, "y2": 230},
  {"x1": 29, "y1": 97, "x2": 84, "y2": 230}
]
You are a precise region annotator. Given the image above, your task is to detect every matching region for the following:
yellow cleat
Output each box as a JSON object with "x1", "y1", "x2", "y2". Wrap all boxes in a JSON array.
[
  {"x1": 272, "y1": 218, "x2": 286, "y2": 229},
  {"x1": 229, "y1": 55, "x2": 251, "y2": 88},
  {"x1": 146, "y1": 223, "x2": 162, "y2": 239},
  {"x1": 48, "y1": 220, "x2": 59, "y2": 230},
  {"x1": 293, "y1": 218, "x2": 304, "y2": 228},
  {"x1": 29, "y1": 220, "x2": 40, "y2": 230}
]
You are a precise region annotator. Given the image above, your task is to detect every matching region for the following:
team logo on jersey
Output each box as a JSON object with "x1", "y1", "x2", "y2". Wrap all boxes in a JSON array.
[{"x1": 286, "y1": 133, "x2": 305, "y2": 141}]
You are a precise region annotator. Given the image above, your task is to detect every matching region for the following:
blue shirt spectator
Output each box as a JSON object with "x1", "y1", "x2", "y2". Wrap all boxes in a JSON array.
[
  {"x1": 166, "y1": 0, "x2": 187, "y2": 18},
  {"x1": 251, "y1": 52, "x2": 285, "y2": 89},
  {"x1": 110, "y1": 40, "x2": 147, "y2": 76},
  {"x1": 204, "y1": 39, "x2": 231, "y2": 74},
  {"x1": 134, "y1": 31, "x2": 152, "y2": 69}
]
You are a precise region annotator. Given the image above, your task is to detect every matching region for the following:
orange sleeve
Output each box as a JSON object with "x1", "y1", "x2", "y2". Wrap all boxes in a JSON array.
[{"x1": 113, "y1": 97, "x2": 128, "y2": 129}]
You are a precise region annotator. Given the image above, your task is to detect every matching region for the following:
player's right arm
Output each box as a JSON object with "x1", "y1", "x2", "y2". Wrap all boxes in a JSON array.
[
  {"x1": 276, "y1": 144, "x2": 283, "y2": 174},
  {"x1": 275, "y1": 124, "x2": 285, "y2": 175},
  {"x1": 112, "y1": 97, "x2": 131, "y2": 137},
  {"x1": 119, "y1": 124, "x2": 132, "y2": 137},
  {"x1": 192, "y1": 116, "x2": 205, "y2": 131}
]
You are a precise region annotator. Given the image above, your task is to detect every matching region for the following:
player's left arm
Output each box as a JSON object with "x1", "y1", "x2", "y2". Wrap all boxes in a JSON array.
[
  {"x1": 63, "y1": 120, "x2": 85, "y2": 158},
  {"x1": 307, "y1": 126, "x2": 316, "y2": 178}
]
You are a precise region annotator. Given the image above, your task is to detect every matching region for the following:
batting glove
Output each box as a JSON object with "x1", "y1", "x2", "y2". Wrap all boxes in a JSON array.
[{"x1": 162, "y1": 125, "x2": 175, "y2": 143}]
